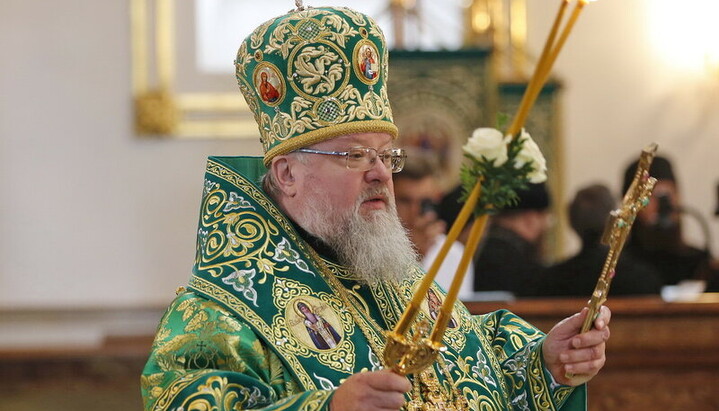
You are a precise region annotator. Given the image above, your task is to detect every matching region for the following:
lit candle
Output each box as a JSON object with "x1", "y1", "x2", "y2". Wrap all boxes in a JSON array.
[
  {"x1": 513, "y1": 0, "x2": 591, "y2": 136},
  {"x1": 393, "y1": 182, "x2": 482, "y2": 334},
  {"x1": 430, "y1": 213, "x2": 489, "y2": 343},
  {"x1": 538, "y1": 0, "x2": 589, "y2": 89},
  {"x1": 508, "y1": 0, "x2": 571, "y2": 137}
]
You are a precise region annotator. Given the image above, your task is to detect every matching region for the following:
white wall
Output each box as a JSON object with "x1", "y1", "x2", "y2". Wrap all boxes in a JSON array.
[
  {"x1": 526, "y1": 0, "x2": 719, "y2": 256},
  {"x1": 0, "y1": 0, "x2": 262, "y2": 310},
  {"x1": 1, "y1": 0, "x2": 717, "y2": 313}
]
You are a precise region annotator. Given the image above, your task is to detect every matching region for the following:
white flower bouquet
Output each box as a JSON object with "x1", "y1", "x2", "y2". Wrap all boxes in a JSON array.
[{"x1": 460, "y1": 125, "x2": 547, "y2": 215}]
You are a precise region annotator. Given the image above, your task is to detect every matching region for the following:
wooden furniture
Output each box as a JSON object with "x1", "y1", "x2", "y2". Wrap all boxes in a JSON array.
[
  {"x1": 0, "y1": 336, "x2": 152, "y2": 411},
  {"x1": 2, "y1": 296, "x2": 717, "y2": 410},
  {"x1": 465, "y1": 294, "x2": 719, "y2": 410}
]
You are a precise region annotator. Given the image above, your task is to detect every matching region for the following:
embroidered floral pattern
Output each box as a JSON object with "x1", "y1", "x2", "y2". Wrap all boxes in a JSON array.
[
  {"x1": 223, "y1": 192, "x2": 255, "y2": 212},
  {"x1": 291, "y1": 44, "x2": 346, "y2": 96},
  {"x1": 273, "y1": 237, "x2": 312, "y2": 273},
  {"x1": 471, "y1": 347, "x2": 497, "y2": 388},
  {"x1": 312, "y1": 373, "x2": 337, "y2": 390},
  {"x1": 235, "y1": 7, "x2": 396, "y2": 165},
  {"x1": 222, "y1": 269, "x2": 258, "y2": 307},
  {"x1": 203, "y1": 179, "x2": 219, "y2": 197}
]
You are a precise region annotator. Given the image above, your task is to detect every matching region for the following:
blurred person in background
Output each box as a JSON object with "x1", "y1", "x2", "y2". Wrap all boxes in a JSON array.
[
  {"x1": 532, "y1": 183, "x2": 663, "y2": 296},
  {"x1": 622, "y1": 155, "x2": 718, "y2": 291},
  {"x1": 473, "y1": 183, "x2": 552, "y2": 296},
  {"x1": 393, "y1": 149, "x2": 474, "y2": 298},
  {"x1": 393, "y1": 149, "x2": 445, "y2": 259}
]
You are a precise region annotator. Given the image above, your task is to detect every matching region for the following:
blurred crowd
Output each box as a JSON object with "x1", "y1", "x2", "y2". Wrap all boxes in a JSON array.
[{"x1": 395, "y1": 149, "x2": 719, "y2": 299}]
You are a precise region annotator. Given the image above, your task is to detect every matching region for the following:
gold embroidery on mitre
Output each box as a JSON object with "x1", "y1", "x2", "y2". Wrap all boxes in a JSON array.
[{"x1": 235, "y1": 7, "x2": 396, "y2": 166}]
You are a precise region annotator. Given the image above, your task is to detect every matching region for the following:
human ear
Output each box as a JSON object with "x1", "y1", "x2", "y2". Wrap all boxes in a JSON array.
[{"x1": 271, "y1": 156, "x2": 298, "y2": 197}]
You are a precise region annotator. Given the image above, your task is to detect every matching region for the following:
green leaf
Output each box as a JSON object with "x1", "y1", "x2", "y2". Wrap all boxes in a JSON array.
[{"x1": 460, "y1": 121, "x2": 537, "y2": 216}]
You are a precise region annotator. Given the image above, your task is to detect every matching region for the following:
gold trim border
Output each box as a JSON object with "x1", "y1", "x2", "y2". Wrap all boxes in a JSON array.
[{"x1": 263, "y1": 120, "x2": 399, "y2": 166}]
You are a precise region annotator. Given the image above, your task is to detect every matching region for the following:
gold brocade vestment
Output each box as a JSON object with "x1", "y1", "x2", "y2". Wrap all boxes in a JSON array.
[{"x1": 140, "y1": 156, "x2": 586, "y2": 410}]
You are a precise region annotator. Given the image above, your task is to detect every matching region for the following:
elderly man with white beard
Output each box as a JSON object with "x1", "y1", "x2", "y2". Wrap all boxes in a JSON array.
[{"x1": 141, "y1": 5, "x2": 610, "y2": 411}]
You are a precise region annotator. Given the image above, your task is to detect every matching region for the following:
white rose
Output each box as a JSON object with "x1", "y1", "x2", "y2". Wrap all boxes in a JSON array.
[
  {"x1": 463, "y1": 128, "x2": 509, "y2": 166},
  {"x1": 513, "y1": 129, "x2": 547, "y2": 183}
]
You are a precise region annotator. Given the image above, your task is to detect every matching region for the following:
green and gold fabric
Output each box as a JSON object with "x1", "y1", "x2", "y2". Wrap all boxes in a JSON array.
[
  {"x1": 141, "y1": 156, "x2": 587, "y2": 410},
  {"x1": 234, "y1": 7, "x2": 398, "y2": 166}
]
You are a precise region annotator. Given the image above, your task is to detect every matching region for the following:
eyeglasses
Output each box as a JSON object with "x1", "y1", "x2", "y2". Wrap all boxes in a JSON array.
[{"x1": 296, "y1": 146, "x2": 407, "y2": 173}]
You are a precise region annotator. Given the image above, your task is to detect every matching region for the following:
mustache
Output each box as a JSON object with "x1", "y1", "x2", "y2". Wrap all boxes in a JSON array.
[{"x1": 358, "y1": 185, "x2": 392, "y2": 204}]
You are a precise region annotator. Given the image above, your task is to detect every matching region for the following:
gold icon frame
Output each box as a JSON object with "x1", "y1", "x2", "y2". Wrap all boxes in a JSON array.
[{"x1": 130, "y1": 0, "x2": 256, "y2": 138}]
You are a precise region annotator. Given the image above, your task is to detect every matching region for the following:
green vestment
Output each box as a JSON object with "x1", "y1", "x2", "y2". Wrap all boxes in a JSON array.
[{"x1": 141, "y1": 156, "x2": 587, "y2": 410}]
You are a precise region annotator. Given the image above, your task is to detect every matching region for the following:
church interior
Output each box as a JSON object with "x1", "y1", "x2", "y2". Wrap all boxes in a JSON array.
[{"x1": 1, "y1": 0, "x2": 718, "y2": 409}]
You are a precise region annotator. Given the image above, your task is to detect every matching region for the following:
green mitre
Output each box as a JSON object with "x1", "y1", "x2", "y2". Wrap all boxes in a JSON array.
[{"x1": 234, "y1": 6, "x2": 398, "y2": 167}]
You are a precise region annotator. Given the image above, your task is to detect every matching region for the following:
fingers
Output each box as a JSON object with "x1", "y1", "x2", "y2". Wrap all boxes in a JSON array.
[
  {"x1": 557, "y1": 339, "x2": 607, "y2": 382},
  {"x1": 561, "y1": 307, "x2": 611, "y2": 378},
  {"x1": 560, "y1": 342, "x2": 605, "y2": 365},
  {"x1": 563, "y1": 355, "x2": 606, "y2": 376},
  {"x1": 562, "y1": 305, "x2": 611, "y2": 340},
  {"x1": 369, "y1": 391, "x2": 407, "y2": 410},
  {"x1": 549, "y1": 307, "x2": 589, "y2": 340},
  {"x1": 572, "y1": 325, "x2": 610, "y2": 348},
  {"x1": 593, "y1": 305, "x2": 611, "y2": 330},
  {"x1": 572, "y1": 307, "x2": 590, "y2": 330},
  {"x1": 362, "y1": 371, "x2": 409, "y2": 410},
  {"x1": 331, "y1": 370, "x2": 411, "y2": 411},
  {"x1": 366, "y1": 370, "x2": 412, "y2": 393},
  {"x1": 544, "y1": 305, "x2": 612, "y2": 385}
]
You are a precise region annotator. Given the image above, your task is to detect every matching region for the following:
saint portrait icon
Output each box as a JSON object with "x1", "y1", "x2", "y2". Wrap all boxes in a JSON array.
[
  {"x1": 360, "y1": 47, "x2": 376, "y2": 79},
  {"x1": 253, "y1": 63, "x2": 284, "y2": 106},
  {"x1": 353, "y1": 41, "x2": 380, "y2": 85},
  {"x1": 288, "y1": 298, "x2": 343, "y2": 350},
  {"x1": 426, "y1": 288, "x2": 458, "y2": 329}
]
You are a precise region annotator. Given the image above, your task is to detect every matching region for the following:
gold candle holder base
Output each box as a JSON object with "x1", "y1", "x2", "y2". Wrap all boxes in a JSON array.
[{"x1": 384, "y1": 330, "x2": 446, "y2": 376}]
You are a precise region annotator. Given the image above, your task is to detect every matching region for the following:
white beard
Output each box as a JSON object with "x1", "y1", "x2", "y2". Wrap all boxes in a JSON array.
[{"x1": 295, "y1": 185, "x2": 419, "y2": 286}]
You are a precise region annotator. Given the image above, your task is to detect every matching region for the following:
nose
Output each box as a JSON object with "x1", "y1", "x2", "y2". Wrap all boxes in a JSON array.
[{"x1": 364, "y1": 154, "x2": 392, "y2": 184}]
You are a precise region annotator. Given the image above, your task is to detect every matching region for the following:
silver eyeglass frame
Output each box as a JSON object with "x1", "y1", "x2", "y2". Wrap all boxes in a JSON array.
[{"x1": 295, "y1": 147, "x2": 407, "y2": 173}]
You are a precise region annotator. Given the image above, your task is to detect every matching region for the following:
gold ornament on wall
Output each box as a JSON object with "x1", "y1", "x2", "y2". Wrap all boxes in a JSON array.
[
  {"x1": 130, "y1": 0, "x2": 254, "y2": 139},
  {"x1": 134, "y1": 89, "x2": 178, "y2": 135}
]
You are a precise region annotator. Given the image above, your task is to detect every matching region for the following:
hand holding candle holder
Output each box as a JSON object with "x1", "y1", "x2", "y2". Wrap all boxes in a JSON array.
[{"x1": 564, "y1": 144, "x2": 658, "y2": 379}]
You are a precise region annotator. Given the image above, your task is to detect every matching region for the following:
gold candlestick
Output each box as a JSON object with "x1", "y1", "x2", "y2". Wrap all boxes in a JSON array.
[{"x1": 385, "y1": 183, "x2": 483, "y2": 375}]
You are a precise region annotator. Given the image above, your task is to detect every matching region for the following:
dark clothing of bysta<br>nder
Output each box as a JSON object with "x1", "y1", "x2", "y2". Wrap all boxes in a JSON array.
[
  {"x1": 474, "y1": 225, "x2": 544, "y2": 296},
  {"x1": 532, "y1": 244, "x2": 664, "y2": 297}
]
